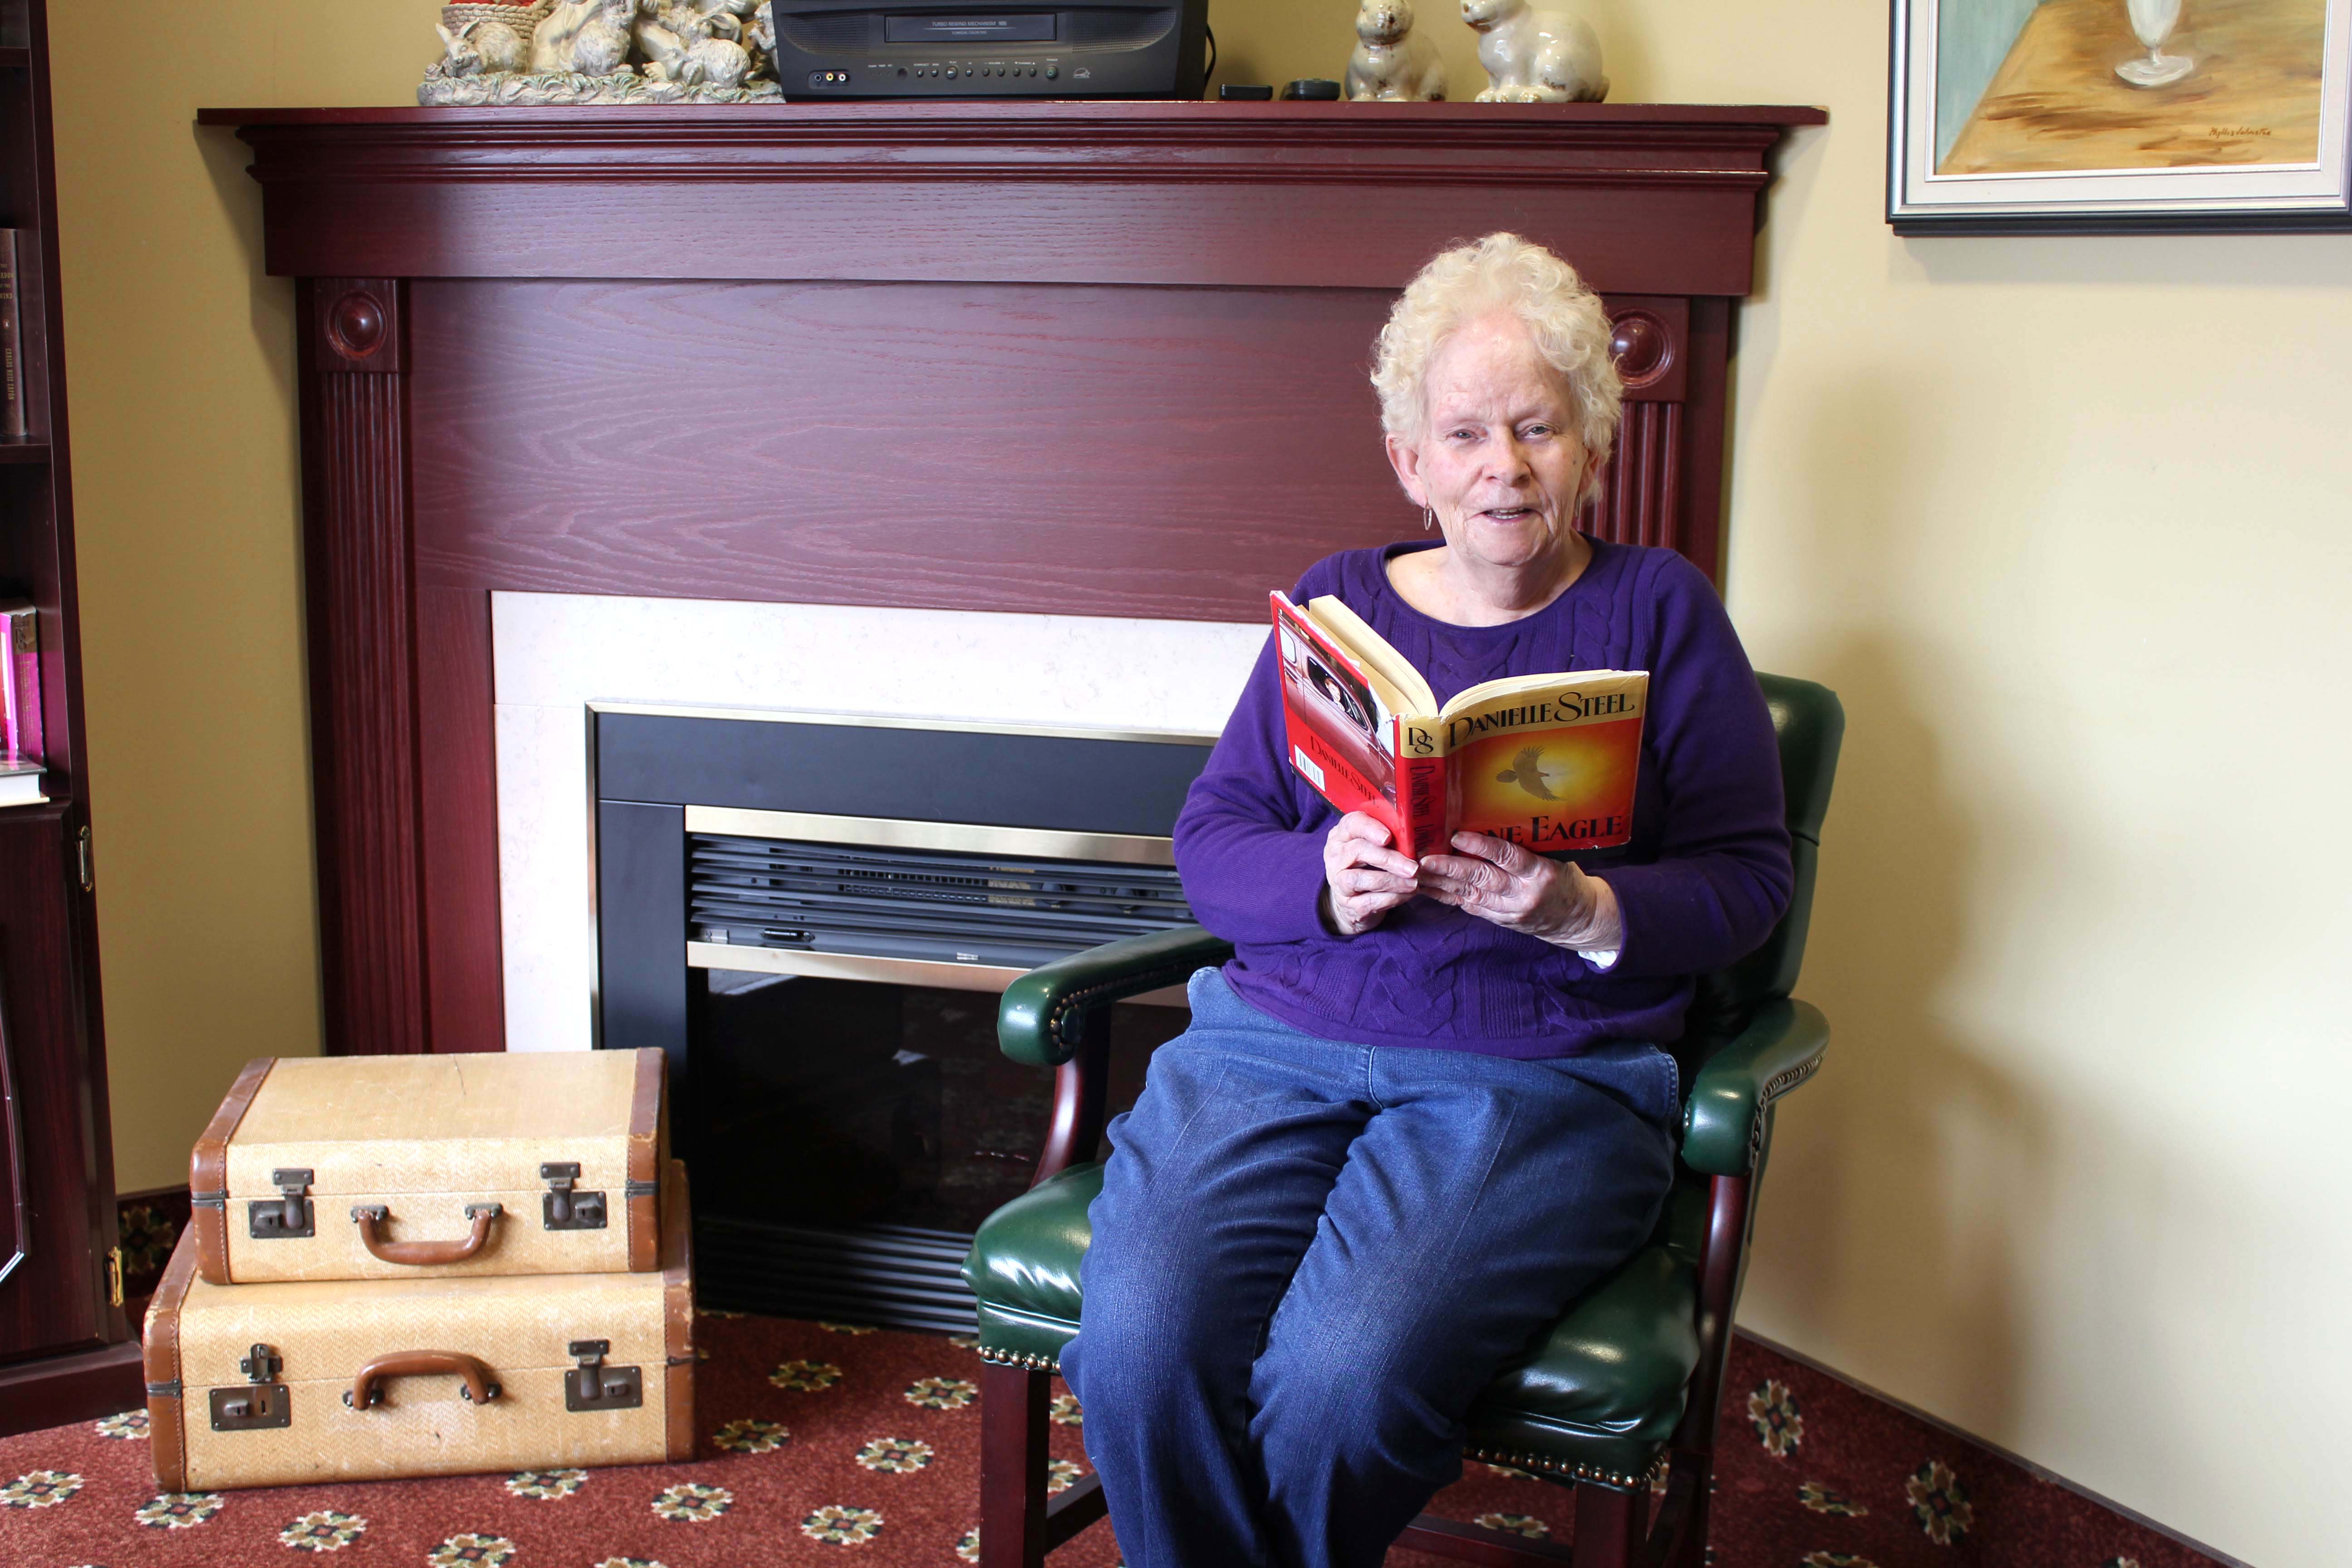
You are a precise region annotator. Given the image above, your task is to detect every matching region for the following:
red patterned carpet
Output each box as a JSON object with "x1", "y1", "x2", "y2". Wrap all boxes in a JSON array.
[{"x1": 0, "y1": 1311, "x2": 2218, "y2": 1567}]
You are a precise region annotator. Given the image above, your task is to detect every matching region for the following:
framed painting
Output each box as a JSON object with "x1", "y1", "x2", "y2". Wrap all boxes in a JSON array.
[{"x1": 1889, "y1": 0, "x2": 2352, "y2": 231}]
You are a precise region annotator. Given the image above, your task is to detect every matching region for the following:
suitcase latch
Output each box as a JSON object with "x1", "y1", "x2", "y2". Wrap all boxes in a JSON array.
[
  {"x1": 540, "y1": 1163, "x2": 607, "y2": 1231},
  {"x1": 564, "y1": 1339, "x2": 643, "y2": 1412},
  {"x1": 210, "y1": 1343, "x2": 292, "y2": 1431},
  {"x1": 248, "y1": 1168, "x2": 316, "y2": 1239}
]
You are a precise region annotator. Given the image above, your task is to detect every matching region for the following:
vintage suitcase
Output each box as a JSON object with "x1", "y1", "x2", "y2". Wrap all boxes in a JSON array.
[
  {"x1": 144, "y1": 1162, "x2": 694, "y2": 1491},
  {"x1": 189, "y1": 1049, "x2": 666, "y2": 1284}
]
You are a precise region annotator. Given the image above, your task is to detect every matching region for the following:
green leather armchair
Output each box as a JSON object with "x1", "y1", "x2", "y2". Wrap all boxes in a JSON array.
[{"x1": 961, "y1": 673, "x2": 1843, "y2": 1568}]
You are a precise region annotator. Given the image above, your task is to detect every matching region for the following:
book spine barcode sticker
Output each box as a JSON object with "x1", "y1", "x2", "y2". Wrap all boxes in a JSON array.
[{"x1": 1291, "y1": 745, "x2": 1326, "y2": 791}]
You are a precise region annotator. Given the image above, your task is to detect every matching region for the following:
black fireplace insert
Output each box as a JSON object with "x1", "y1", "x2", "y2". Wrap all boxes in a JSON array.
[{"x1": 592, "y1": 707, "x2": 1214, "y2": 1330}]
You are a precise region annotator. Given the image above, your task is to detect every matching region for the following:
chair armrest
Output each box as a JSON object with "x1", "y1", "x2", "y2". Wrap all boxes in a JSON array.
[
  {"x1": 1680, "y1": 999, "x2": 1830, "y2": 1177},
  {"x1": 998, "y1": 926, "x2": 1236, "y2": 1068}
]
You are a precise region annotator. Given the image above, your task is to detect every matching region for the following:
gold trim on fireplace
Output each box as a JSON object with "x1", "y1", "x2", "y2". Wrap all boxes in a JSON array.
[
  {"x1": 686, "y1": 942, "x2": 1187, "y2": 1005},
  {"x1": 588, "y1": 701, "x2": 1217, "y2": 751},
  {"x1": 684, "y1": 806, "x2": 1178, "y2": 868}
]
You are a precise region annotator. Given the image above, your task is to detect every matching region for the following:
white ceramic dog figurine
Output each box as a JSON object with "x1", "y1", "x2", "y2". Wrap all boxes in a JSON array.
[
  {"x1": 435, "y1": 19, "x2": 529, "y2": 77},
  {"x1": 1461, "y1": 0, "x2": 1607, "y2": 103},
  {"x1": 1346, "y1": 0, "x2": 1447, "y2": 102}
]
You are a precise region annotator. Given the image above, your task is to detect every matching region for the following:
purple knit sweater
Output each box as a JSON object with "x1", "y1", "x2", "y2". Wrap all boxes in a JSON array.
[{"x1": 1174, "y1": 539, "x2": 1793, "y2": 1058}]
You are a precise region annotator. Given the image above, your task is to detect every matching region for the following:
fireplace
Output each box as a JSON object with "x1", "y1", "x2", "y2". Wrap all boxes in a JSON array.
[
  {"x1": 588, "y1": 697, "x2": 1219, "y2": 1328},
  {"x1": 199, "y1": 101, "x2": 1820, "y2": 1075}
]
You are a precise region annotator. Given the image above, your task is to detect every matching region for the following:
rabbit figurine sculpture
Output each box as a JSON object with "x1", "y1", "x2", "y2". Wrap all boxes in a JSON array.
[
  {"x1": 530, "y1": 0, "x2": 631, "y2": 74},
  {"x1": 636, "y1": 0, "x2": 753, "y2": 87},
  {"x1": 573, "y1": 0, "x2": 636, "y2": 74},
  {"x1": 1461, "y1": 0, "x2": 1607, "y2": 102},
  {"x1": 1346, "y1": 0, "x2": 1447, "y2": 101},
  {"x1": 435, "y1": 18, "x2": 529, "y2": 77}
]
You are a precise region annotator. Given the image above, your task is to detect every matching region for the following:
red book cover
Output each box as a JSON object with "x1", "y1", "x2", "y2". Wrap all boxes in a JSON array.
[{"x1": 1272, "y1": 592, "x2": 1407, "y2": 847}]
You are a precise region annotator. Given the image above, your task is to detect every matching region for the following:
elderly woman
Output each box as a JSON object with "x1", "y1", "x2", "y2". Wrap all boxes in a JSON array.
[{"x1": 1058, "y1": 234, "x2": 1793, "y2": 1568}]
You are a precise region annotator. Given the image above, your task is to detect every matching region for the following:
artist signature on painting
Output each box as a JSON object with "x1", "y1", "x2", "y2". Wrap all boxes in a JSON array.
[{"x1": 2209, "y1": 126, "x2": 2273, "y2": 137}]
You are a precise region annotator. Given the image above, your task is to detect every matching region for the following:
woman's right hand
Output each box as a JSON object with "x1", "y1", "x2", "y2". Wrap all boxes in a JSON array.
[{"x1": 1320, "y1": 811, "x2": 1421, "y2": 937}]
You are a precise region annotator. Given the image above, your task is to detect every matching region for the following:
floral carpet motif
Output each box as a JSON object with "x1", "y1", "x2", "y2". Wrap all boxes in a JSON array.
[
  {"x1": 501, "y1": 1470, "x2": 586, "y2": 1501},
  {"x1": 278, "y1": 1509, "x2": 365, "y2": 1551},
  {"x1": 1748, "y1": 1376, "x2": 1804, "y2": 1456},
  {"x1": 0, "y1": 1316, "x2": 2224, "y2": 1566}
]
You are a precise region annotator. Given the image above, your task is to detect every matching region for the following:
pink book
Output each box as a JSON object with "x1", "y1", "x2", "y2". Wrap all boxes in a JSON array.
[{"x1": 0, "y1": 600, "x2": 37, "y2": 767}]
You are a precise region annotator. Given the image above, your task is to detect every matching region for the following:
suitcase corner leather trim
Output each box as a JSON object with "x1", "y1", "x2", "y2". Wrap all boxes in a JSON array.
[
  {"x1": 188, "y1": 1057, "x2": 276, "y2": 1287},
  {"x1": 662, "y1": 1159, "x2": 694, "y2": 1460},
  {"x1": 626, "y1": 1048, "x2": 666, "y2": 1274},
  {"x1": 142, "y1": 1223, "x2": 202, "y2": 1492}
]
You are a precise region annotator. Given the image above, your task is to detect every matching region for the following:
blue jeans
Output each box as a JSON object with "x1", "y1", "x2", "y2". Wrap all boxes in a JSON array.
[{"x1": 1061, "y1": 968, "x2": 1680, "y2": 1568}]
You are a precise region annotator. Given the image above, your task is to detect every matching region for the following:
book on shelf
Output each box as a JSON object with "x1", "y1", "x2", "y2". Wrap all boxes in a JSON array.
[
  {"x1": 1271, "y1": 589, "x2": 1647, "y2": 861},
  {"x1": 0, "y1": 755, "x2": 41, "y2": 808},
  {"x1": 0, "y1": 230, "x2": 22, "y2": 440},
  {"x1": 2, "y1": 598, "x2": 39, "y2": 770}
]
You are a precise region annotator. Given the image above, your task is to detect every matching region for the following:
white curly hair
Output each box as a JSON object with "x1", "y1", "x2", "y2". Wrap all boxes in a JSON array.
[{"x1": 1371, "y1": 233, "x2": 1622, "y2": 501}]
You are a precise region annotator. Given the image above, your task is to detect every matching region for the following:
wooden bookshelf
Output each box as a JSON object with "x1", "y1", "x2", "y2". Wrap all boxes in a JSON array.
[{"x1": 0, "y1": 0, "x2": 134, "y2": 1432}]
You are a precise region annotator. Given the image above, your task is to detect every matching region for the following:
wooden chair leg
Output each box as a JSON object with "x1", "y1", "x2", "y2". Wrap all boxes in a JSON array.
[
  {"x1": 1571, "y1": 1480, "x2": 1647, "y2": 1568},
  {"x1": 1658, "y1": 1450, "x2": 1715, "y2": 1568},
  {"x1": 979, "y1": 1359, "x2": 1052, "y2": 1568}
]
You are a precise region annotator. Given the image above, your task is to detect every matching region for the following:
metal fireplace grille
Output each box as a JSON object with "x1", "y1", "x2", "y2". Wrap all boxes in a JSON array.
[{"x1": 686, "y1": 812, "x2": 1195, "y2": 979}]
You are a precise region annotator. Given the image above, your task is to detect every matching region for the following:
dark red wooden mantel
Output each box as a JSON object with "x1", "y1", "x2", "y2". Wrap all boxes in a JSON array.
[{"x1": 197, "y1": 101, "x2": 1823, "y2": 1058}]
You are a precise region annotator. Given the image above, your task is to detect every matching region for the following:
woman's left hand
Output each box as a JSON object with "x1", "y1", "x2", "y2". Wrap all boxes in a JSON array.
[{"x1": 1418, "y1": 831, "x2": 1623, "y2": 952}]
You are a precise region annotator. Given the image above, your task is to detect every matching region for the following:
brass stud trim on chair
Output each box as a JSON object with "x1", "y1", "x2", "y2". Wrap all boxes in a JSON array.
[
  {"x1": 1461, "y1": 1443, "x2": 1669, "y2": 1494},
  {"x1": 976, "y1": 1345, "x2": 1064, "y2": 1372},
  {"x1": 1045, "y1": 964, "x2": 1202, "y2": 1055},
  {"x1": 1749, "y1": 1048, "x2": 1828, "y2": 1166}
]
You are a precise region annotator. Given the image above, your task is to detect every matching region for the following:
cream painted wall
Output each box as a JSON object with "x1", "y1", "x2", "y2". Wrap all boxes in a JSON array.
[
  {"x1": 48, "y1": 3, "x2": 434, "y2": 1198},
  {"x1": 1601, "y1": 12, "x2": 2351, "y2": 1568},
  {"x1": 49, "y1": 3, "x2": 2349, "y2": 1563}
]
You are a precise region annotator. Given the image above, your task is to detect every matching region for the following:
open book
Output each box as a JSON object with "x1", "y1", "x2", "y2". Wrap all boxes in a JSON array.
[{"x1": 1271, "y1": 591, "x2": 1647, "y2": 861}]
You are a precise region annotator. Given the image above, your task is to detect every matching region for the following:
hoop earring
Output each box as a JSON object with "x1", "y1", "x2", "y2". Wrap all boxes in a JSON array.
[{"x1": 1422, "y1": 507, "x2": 1435, "y2": 532}]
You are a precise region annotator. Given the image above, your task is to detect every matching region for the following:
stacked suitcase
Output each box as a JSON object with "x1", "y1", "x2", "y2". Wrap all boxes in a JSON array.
[{"x1": 143, "y1": 1049, "x2": 693, "y2": 1491}]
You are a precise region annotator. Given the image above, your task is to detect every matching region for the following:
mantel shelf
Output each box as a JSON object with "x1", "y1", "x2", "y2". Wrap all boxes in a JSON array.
[
  {"x1": 196, "y1": 100, "x2": 1827, "y2": 296},
  {"x1": 196, "y1": 100, "x2": 1825, "y2": 131}
]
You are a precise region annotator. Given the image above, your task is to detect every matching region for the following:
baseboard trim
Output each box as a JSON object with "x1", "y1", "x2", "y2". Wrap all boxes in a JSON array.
[
  {"x1": 1735, "y1": 1328, "x2": 2249, "y2": 1568},
  {"x1": 0, "y1": 1339, "x2": 145, "y2": 1438}
]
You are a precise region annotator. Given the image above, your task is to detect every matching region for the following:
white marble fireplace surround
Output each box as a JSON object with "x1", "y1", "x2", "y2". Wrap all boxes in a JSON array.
[{"x1": 492, "y1": 592, "x2": 1266, "y2": 1054}]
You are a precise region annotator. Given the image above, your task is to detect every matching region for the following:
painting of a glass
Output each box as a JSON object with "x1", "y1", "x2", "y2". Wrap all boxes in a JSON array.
[{"x1": 1890, "y1": 0, "x2": 2352, "y2": 230}]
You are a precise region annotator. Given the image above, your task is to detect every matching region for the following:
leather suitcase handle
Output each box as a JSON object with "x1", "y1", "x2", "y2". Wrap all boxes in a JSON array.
[
  {"x1": 349, "y1": 1202, "x2": 502, "y2": 1266},
  {"x1": 345, "y1": 1350, "x2": 502, "y2": 1409}
]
